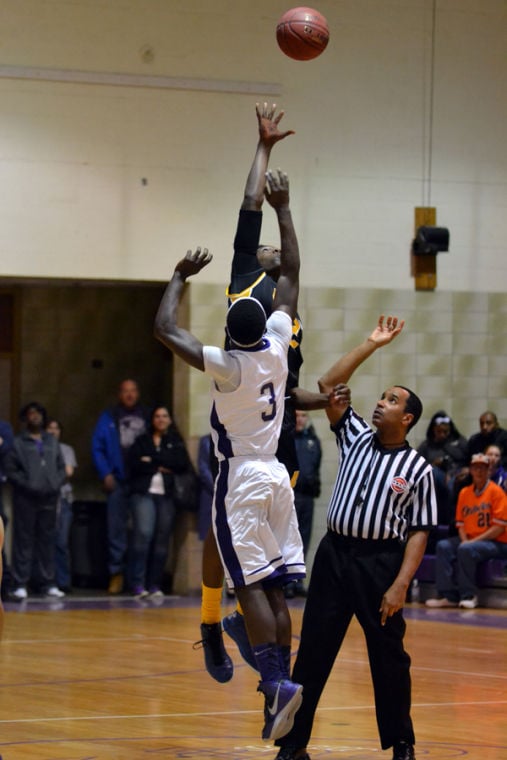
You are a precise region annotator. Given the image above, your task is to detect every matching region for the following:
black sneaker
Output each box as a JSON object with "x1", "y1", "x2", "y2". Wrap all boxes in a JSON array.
[
  {"x1": 392, "y1": 741, "x2": 415, "y2": 760},
  {"x1": 284, "y1": 582, "x2": 296, "y2": 599},
  {"x1": 275, "y1": 747, "x2": 311, "y2": 760},
  {"x1": 193, "y1": 623, "x2": 233, "y2": 683}
]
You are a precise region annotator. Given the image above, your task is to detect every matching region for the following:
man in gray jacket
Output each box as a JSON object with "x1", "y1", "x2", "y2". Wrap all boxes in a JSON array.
[{"x1": 5, "y1": 402, "x2": 66, "y2": 600}]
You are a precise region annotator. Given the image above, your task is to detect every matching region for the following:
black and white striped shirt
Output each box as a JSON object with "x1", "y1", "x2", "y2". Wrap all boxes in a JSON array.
[{"x1": 327, "y1": 407, "x2": 437, "y2": 542}]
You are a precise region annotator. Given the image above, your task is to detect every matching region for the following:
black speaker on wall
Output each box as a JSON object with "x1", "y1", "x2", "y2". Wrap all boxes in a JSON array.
[{"x1": 412, "y1": 226, "x2": 450, "y2": 255}]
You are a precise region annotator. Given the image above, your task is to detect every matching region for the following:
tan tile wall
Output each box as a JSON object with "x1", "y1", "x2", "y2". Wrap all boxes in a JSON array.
[
  {"x1": 6, "y1": 281, "x2": 505, "y2": 589},
  {"x1": 188, "y1": 282, "x2": 507, "y2": 574}
]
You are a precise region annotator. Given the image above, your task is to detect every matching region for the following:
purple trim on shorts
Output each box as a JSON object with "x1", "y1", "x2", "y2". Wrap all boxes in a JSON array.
[
  {"x1": 210, "y1": 402, "x2": 233, "y2": 459},
  {"x1": 214, "y1": 459, "x2": 244, "y2": 587}
]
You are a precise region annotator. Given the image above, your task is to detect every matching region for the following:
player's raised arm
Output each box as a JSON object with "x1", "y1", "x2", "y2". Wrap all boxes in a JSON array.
[
  {"x1": 154, "y1": 248, "x2": 212, "y2": 371},
  {"x1": 242, "y1": 103, "x2": 295, "y2": 211},
  {"x1": 266, "y1": 170, "x2": 299, "y2": 320}
]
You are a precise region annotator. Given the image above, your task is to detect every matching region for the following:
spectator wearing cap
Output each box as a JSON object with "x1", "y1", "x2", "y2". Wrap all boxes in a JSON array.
[
  {"x1": 426, "y1": 453, "x2": 507, "y2": 609},
  {"x1": 4, "y1": 402, "x2": 66, "y2": 600}
]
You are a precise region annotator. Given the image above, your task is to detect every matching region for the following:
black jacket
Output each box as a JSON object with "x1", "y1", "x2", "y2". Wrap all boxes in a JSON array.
[
  {"x1": 294, "y1": 425, "x2": 322, "y2": 497},
  {"x1": 467, "y1": 428, "x2": 507, "y2": 468},
  {"x1": 128, "y1": 427, "x2": 189, "y2": 495}
]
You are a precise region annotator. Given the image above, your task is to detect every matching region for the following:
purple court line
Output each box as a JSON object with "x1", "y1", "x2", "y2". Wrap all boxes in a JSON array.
[
  {"x1": 4, "y1": 593, "x2": 507, "y2": 629},
  {"x1": 0, "y1": 665, "x2": 204, "y2": 691}
]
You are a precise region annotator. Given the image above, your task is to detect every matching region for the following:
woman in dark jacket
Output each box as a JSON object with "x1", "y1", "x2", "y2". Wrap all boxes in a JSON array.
[
  {"x1": 128, "y1": 406, "x2": 189, "y2": 597},
  {"x1": 417, "y1": 410, "x2": 468, "y2": 526}
]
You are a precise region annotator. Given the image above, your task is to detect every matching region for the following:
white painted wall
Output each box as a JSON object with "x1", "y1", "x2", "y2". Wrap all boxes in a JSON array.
[{"x1": 0, "y1": 1, "x2": 506, "y2": 290}]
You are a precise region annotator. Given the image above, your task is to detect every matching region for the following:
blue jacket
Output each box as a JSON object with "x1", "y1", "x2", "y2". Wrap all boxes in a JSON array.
[{"x1": 91, "y1": 405, "x2": 149, "y2": 482}]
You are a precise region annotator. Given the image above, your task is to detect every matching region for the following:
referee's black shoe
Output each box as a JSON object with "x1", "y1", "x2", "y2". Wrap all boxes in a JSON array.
[
  {"x1": 392, "y1": 741, "x2": 415, "y2": 760},
  {"x1": 274, "y1": 747, "x2": 310, "y2": 760}
]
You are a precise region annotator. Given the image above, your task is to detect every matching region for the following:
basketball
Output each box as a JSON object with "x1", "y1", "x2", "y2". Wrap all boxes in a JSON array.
[{"x1": 276, "y1": 7, "x2": 330, "y2": 61}]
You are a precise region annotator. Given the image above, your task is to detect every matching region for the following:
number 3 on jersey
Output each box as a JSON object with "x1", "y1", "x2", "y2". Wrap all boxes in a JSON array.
[{"x1": 261, "y1": 382, "x2": 277, "y2": 421}]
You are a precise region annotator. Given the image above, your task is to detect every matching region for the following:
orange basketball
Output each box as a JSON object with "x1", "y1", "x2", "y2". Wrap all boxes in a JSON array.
[{"x1": 276, "y1": 7, "x2": 330, "y2": 61}]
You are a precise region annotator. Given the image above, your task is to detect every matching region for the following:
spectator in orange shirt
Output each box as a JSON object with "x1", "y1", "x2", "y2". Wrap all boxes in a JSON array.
[{"x1": 426, "y1": 453, "x2": 507, "y2": 609}]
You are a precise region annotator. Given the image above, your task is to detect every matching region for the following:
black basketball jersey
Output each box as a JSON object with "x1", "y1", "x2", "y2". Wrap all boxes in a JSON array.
[{"x1": 226, "y1": 209, "x2": 303, "y2": 479}]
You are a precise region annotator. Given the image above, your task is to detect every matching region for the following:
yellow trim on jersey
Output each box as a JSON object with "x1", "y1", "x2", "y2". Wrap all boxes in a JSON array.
[
  {"x1": 226, "y1": 272, "x2": 272, "y2": 301},
  {"x1": 290, "y1": 316, "x2": 302, "y2": 349},
  {"x1": 290, "y1": 470, "x2": 300, "y2": 488},
  {"x1": 226, "y1": 275, "x2": 301, "y2": 346}
]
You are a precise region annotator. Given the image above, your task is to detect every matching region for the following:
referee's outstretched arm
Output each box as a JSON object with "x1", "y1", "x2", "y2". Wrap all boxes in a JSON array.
[
  {"x1": 318, "y1": 314, "x2": 404, "y2": 427},
  {"x1": 319, "y1": 314, "x2": 404, "y2": 393}
]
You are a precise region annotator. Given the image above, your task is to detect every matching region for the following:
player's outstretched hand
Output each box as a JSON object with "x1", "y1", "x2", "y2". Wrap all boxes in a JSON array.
[
  {"x1": 175, "y1": 247, "x2": 212, "y2": 279},
  {"x1": 368, "y1": 315, "x2": 405, "y2": 348},
  {"x1": 256, "y1": 102, "x2": 295, "y2": 146},
  {"x1": 329, "y1": 383, "x2": 351, "y2": 411},
  {"x1": 264, "y1": 169, "x2": 289, "y2": 210}
]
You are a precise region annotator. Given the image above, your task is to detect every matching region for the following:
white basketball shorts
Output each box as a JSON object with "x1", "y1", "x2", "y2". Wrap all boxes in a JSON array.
[{"x1": 212, "y1": 455, "x2": 306, "y2": 589}]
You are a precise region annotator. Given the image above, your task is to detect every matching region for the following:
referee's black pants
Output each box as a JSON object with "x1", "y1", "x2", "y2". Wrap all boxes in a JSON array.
[{"x1": 277, "y1": 530, "x2": 415, "y2": 751}]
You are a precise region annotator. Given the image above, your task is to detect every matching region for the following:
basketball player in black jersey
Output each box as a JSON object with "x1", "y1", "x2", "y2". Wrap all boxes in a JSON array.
[{"x1": 197, "y1": 104, "x2": 331, "y2": 683}]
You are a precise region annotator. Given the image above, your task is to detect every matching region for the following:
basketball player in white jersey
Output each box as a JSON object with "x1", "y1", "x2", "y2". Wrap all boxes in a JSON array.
[{"x1": 154, "y1": 169, "x2": 306, "y2": 743}]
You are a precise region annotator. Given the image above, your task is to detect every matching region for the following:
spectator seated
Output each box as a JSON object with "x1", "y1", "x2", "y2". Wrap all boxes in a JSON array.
[{"x1": 414, "y1": 526, "x2": 507, "y2": 608}]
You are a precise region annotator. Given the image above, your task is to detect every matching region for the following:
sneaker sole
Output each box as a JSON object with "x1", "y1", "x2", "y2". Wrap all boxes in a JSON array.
[
  {"x1": 204, "y1": 655, "x2": 234, "y2": 683},
  {"x1": 263, "y1": 684, "x2": 303, "y2": 741}
]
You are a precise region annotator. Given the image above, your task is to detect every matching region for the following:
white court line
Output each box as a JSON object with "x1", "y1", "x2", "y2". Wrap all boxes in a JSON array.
[
  {"x1": 412, "y1": 664, "x2": 507, "y2": 680},
  {"x1": 338, "y1": 656, "x2": 507, "y2": 681},
  {"x1": 3, "y1": 644, "x2": 506, "y2": 682},
  {"x1": 1, "y1": 699, "x2": 507, "y2": 726}
]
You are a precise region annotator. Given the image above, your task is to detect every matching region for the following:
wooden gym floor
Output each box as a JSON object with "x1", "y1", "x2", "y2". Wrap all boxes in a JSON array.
[{"x1": 1, "y1": 594, "x2": 506, "y2": 759}]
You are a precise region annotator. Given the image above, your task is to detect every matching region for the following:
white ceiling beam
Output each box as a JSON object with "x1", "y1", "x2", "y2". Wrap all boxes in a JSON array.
[{"x1": 0, "y1": 64, "x2": 282, "y2": 96}]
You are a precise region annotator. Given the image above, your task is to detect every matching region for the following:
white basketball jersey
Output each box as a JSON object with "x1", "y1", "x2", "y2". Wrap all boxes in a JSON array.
[{"x1": 204, "y1": 311, "x2": 291, "y2": 461}]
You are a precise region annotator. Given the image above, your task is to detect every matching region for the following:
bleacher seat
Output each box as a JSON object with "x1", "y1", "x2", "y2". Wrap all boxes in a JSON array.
[{"x1": 414, "y1": 528, "x2": 507, "y2": 608}]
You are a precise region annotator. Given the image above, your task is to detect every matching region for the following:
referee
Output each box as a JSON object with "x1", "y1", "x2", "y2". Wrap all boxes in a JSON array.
[{"x1": 274, "y1": 316, "x2": 437, "y2": 760}]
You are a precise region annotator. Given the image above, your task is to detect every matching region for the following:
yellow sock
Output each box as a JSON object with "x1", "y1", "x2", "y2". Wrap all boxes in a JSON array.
[{"x1": 201, "y1": 583, "x2": 223, "y2": 624}]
